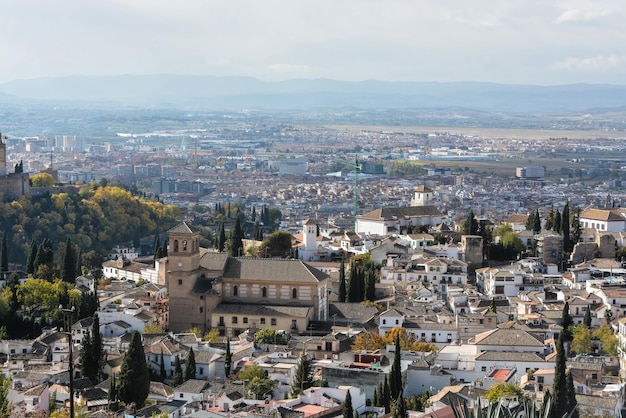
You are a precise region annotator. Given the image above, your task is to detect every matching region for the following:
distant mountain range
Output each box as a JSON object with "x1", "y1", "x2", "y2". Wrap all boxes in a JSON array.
[{"x1": 1, "y1": 75, "x2": 625, "y2": 112}]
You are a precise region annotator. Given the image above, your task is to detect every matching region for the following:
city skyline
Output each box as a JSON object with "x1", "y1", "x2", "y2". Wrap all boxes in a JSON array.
[{"x1": 2, "y1": 0, "x2": 625, "y2": 86}]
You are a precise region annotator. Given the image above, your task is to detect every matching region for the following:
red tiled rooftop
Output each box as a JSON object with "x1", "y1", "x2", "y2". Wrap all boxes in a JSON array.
[{"x1": 490, "y1": 368, "x2": 513, "y2": 381}]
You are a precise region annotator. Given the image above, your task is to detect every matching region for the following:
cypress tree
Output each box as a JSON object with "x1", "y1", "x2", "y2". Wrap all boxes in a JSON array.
[
  {"x1": 228, "y1": 216, "x2": 244, "y2": 257},
  {"x1": 566, "y1": 370, "x2": 578, "y2": 416},
  {"x1": 92, "y1": 314, "x2": 104, "y2": 383},
  {"x1": 364, "y1": 269, "x2": 376, "y2": 302},
  {"x1": 26, "y1": 239, "x2": 37, "y2": 275},
  {"x1": 61, "y1": 237, "x2": 75, "y2": 282},
  {"x1": 338, "y1": 257, "x2": 347, "y2": 302},
  {"x1": 562, "y1": 302, "x2": 573, "y2": 340},
  {"x1": 79, "y1": 330, "x2": 96, "y2": 383},
  {"x1": 108, "y1": 374, "x2": 117, "y2": 406},
  {"x1": 159, "y1": 350, "x2": 166, "y2": 382},
  {"x1": 546, "y1": 205, "x2": 555, "y2": 231},
  {"x1": 554, "y1": 209, "x2": 562, "y2": 234},
  {"x1": 225, "y1": 338, "x2": 232, "y2": 379},
  {"x1": 583, "y1": 305, "x2": 592, "y2": 328},
  {"x1": 463, "y1": 209, "x2": 478, "y2": 235},
  {"x1": 0, "y1": 233, "x2": 8, "y2": 272},
  {"x1": 390, "y1": 333, "x2": 402, "y2": 400},
  {"x1": 75, "y1": 248, "x2": 82, "y2": 277},
  {"x1": 373, "y1": 386, "x2": 379, "y2": 407},
  {"x1": 118, "y1": 331, "x2": 150, "y2": 408},
  {"x1": 553, "y1": 332, "x2": 568, "y2": 418},
  {"x1": 343, "y1": 389, "x2": 353, "y2": 418},
  {"x1": 347, "y1": 263, "x2": 357, "y2": 302},
  {"x1": 184, "y1": 348, "x2": 197, "y2": 381},
  {"x1": 393, "y1": 394, "x2": 406, "y2": 418},
  {"x1": 171, "y1": 355, "x2": 183, "y2": 387},
  {"x1": 562, "y1": 202, "x2": 571, "y2": 252},
  {"x1": 217, "y1": 223, "x2": 226, "y2": 252},
  {"x1": 383, "y1": 375, "x2": 391, "y2": 413},
  {"x1": 292, "y1": 352, "x2": 312, "y2": 396},
  {"x1": 533, "y1": 208, "x2": 541, "y2": 234},
  {"x1": 153, "y1": 236, "x2": 161, "y2": 261}
]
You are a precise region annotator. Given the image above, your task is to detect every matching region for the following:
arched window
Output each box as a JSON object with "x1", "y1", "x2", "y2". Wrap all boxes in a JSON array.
[
  {"x1": 262, "y1": 287, "x2": 267, "y2": 298},
  {"x1": 174, "y1": 240, "x2": 179, "y2": 252},
  {"x1": 183, "y1": 240, "x2": 187, "y2": 250},
  {"x1": 292, "y1": 288, "x2": 297, "y2": 299},
  {"x1": 233, "y1": 285, "x2": 238, "y2": 297}
]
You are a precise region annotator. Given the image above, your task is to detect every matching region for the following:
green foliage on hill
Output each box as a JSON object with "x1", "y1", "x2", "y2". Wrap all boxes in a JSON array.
[{"x1": 0, "y1": 183, "x2": 180, "y2": 264}]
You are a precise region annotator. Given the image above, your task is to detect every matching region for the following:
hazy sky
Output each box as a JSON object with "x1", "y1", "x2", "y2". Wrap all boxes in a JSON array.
[{"x1": 3, "y1": 0, "x2": 625, "y2": 85}]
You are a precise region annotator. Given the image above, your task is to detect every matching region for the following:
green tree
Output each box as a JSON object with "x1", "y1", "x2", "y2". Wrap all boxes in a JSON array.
[
  {"x1": 383, "y1": 375, "x2": 391, "y2": 413},
  {"x1": 595, "y1": 324, "x2": 618, "y2": 356},
  {"x1": 257, "y1": 230, "x2": 293, "y2": 258},
  {"x1": 171, "y1": 355, "x2": 183, "y2": 387},
  {"x1": 292, "y1": 352, "x2": 312, "y2": 396},
  {"x1": 159, "y1": 351, "x2": 166, "y2": 382},
  {"x1": 254, "y1": 328, "x2": 287, "y2": 345},
  {"x1": 390, "y1": 332, "x2": 402, "y2": 400},
  {"x1": 364, "y1": 269, "x2": 376, "y2": 302},
  {"x1": 0, "y1": 374, "x2": 10, "y2": 416},
  {"x1": 0, "y1": 233, "x2": 8, "y2": 272},
  {"x1": 489, "y1": 298, "x2": 497, "y2": 314},
  {"x1": 343, "y1": 389, "x2": 353, "y2": 418},
  {"x1": 554, "y1": 209, "x2": 562, "y2": 233},
  {"x1": 239, "y1": 363, "x2": 273, "y2": 398},
  {"x1": 118, "y1": 331, "x2": 149, "y2": 408},
  {"x1": 545, "y1": 205, "x2": 555, "y2": 231},
  {"x1": 184, "y1": 348, "x2": 196, "y2": 381},
  {"x1": 485, "y1": 382, "x2": 524, "y2": 403},
  {"x1": 570, "y1": 324, "x2": 592, "y2": 355},
  {"x1": 338, "y1": 257, "x2": 347, "y2": 303},
  {"x1": 562, "y1": 202, "x2": 570, "y2": 252},
  {"x1": 566, "y1": 371, "x2": 577, "y2": 415},
  {"x1": 79, "y1": 330, "x2": 96, "y2": 384}
]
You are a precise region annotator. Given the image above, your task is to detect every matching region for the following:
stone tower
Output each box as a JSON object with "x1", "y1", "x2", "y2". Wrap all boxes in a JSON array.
[
  {"x1": 411, "y1": 185, "x2": 434, "y2": 206},
  {"x1": 300, "y1": 219, "x2": 318, "y2": 261},
  {"x1": 0, "y1": 134, "x2": 6, "y2": 176}
]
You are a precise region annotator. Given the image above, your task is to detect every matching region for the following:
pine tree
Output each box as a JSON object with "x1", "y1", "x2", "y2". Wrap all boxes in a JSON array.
[
  {"x1": 0, "y1": 233, "x2": 8, "y2": 272},
  {"x1": 583, "y1": 305, "x2": 592, "y2": 328},
  {"x1": 292, "y1": 352, "x2": 312, "y2": 396},
  {"x1": 108, "y1": 374, "x2": 117, "y2": 406},
  {"x1": 338, "y1": 257, "x2": 347, "y2": 303},
  {"x1": 26, "y1": 239, "x2": 37, "y2": 275},
  {"x1": 118, "y1": 331, "x2": 150, "y2": 408},
  {"x1": 184, "y1": 348, "x2": 196, "y2": 381},
  {"x1": 224, "y1": 338, "x2": 232, "y2": 379},
  {"x1": 61, "y1": 237, "x2": 75, "y2": 282},
  {"x1": 553, "y1": 332, "x2": 568, "y2": 418},
  {"x1": 390, "y1": 333, "x2": 402, "y2": 400},
  {"x1": 343, "y1": 389, "x2": 353, "y2": 418},
  {"x1": 171, "y1": 355, "x2": 183, "y2": 387}
]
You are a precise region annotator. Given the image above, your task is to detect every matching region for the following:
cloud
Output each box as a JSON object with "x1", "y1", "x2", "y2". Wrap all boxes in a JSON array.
[
  {"x1": 551, "y1": 54, "x2": 624, "y2": 71},
  {"x1": 556, "y1": 9, "x2": 611, "y2": 24}
]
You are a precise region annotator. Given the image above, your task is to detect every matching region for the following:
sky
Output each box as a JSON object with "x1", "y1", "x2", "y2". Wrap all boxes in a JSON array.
[{"x1": 3, "y1": 0, "x2": 625, "y2": 85}]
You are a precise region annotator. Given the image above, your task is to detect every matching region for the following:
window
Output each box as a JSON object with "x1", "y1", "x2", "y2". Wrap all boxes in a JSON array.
[
  {"x1": 243, "y1": 317, "x2": 248, "y2": 324},
  {"x1": 180, "y1": 393, "x2": 184, "y2": 398},
  {"x1": 262, "y1": 287, "x2": 267, "y2": 298},
  {"x1": 219, "y1": 316, "x2": 225, "y2": 326},
  {"x1": 199, "y1": 307, "x2": 204, "y2": 313},
  {"x1": 233, "y1": 286, "x2": 238, "y2": 296},
  {"x1": 174, "y1": 240, "x2": 179, "y2": 252},
  {"x1": 382, "y1": 319, "x2": 386, "y2": 325},
  {"x1": 538, "y1": 376, "x2": 544, "y2": 384},
  {"x1": 292, "y1": 320, "x2": 297, "y2": 329},
  {"x1": 199, "y1": 367, "x2": 204, "y2": 375},
  {"x1": 292, "y1": 288, "x2": 297, "y2": 299},
  {"x1": 232, "y1": 316, "x2": 238, "y2": 324},
  {"x1": 481, "y1": 366, "x2": 487, "y2": 372},
  {"x1": 395, "y1": 319, "x2": 399, "y2": 325},
  {"x1": 183, "y1": 240, "x2": 187, "y2": 250},
  {"x1": 271, "y1": 318, "x2": 277, "y2": 326},
  {"x1": 260, "y1": 318, "x2": 266, "y2": 325}
]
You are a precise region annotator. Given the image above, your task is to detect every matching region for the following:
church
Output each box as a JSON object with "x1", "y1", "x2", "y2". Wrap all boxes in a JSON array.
[
  {"x1": 157, "y1": 222, "x2": 330, "y2": 334},
  {"x1": 0, "y1": 134, "x2": 30, "y2": 200}
]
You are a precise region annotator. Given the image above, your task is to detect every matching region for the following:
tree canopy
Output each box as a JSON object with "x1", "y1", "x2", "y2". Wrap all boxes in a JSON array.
[{"x1": 118, "y1": 331, "x2": 150, "y2": 408}]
